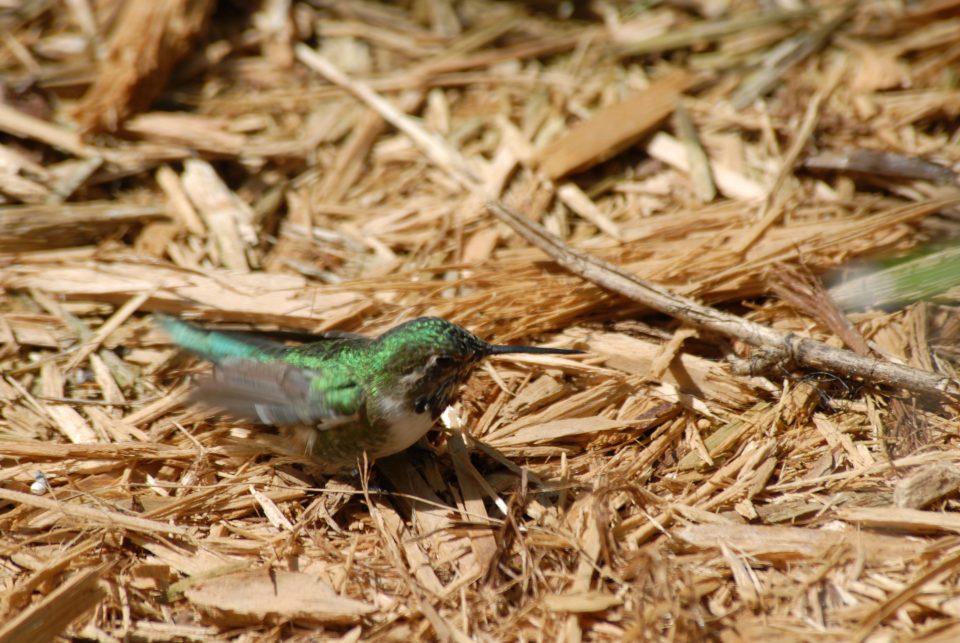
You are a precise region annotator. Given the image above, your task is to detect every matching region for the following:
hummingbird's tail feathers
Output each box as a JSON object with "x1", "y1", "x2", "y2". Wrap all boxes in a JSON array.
[
  {"x1": 157, "y1": 315, "x2": 286, "y2": 363},
  {"x1": 488, "y1": 344, "x2": 584, "y2": 356}
]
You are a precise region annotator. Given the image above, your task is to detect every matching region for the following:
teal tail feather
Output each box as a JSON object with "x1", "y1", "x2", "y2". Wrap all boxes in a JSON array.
[{"x1": 156, "y1": 315, "x2": 278, "y2": 363}]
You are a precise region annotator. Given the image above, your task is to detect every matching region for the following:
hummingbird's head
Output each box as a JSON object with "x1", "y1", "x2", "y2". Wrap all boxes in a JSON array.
[
  {"x1": 374, "y1": 317, "x2": 581, "y2": 418},
  {"x1": 373, "y1": 317, "x2": 489, "y2": 417},
  {"x1": 378, "y1": 317, "x2": 489, "y2": 374}
]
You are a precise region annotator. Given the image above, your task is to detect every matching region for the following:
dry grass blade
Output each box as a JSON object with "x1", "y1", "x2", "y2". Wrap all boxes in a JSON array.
[
  {"x1": 672, "y1": 101, "x2": 716, "y2": 203},
  {"x1": 804, "y1": 148, "x2": 958, "y2": 183},
  {"x1": 0, "y1": 102, "x2": 93, "y2": 157},
  {"x1": 616, "y1": 9, "x2": 813, "y2": 56},
  {"x1": 769, "y1": 262, "x2": 871, "y2": 356},
  {"x1": 0, "y1": 487, "x2": 190, "y2": 536}
]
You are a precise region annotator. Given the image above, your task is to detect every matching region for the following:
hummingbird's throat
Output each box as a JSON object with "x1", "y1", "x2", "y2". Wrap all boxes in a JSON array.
[{"x1": 410, "y1": 371, "x2": 468, "y2": 419}]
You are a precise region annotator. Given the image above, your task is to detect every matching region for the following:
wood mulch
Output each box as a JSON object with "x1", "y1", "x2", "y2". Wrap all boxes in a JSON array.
[{"x1": 2, "y1": 1, "x2": 960, "y2": 640}]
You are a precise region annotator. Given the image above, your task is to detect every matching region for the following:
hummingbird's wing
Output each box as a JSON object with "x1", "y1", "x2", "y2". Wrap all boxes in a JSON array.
[
  {"x1": 159, "y1": 315, "x2": 366, "y2": 427},
  {"x1": 195, "y1": 358, "x2": 364, "y2": 428}
]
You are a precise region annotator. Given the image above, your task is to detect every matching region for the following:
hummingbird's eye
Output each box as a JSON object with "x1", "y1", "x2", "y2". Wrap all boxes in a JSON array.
[
  {"x1": 414, "y1": 396, "x2": 429, "y2": 414},
  {"x1": 433, "y1": 355, "x2": 456, "y2": 369}
]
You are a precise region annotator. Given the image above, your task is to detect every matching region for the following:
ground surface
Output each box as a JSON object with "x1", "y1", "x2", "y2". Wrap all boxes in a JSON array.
[{"x1": 2, "y1": 1, "x2": 960, "y2": 641}]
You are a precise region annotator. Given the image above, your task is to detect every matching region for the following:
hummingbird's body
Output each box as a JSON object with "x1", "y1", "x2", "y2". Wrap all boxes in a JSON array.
[{"x1": 159, "y1": 316, "x2": 579, "y2": 472}]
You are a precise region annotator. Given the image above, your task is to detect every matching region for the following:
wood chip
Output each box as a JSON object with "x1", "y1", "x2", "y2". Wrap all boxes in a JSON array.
[
  {"x1": 184, "y1": 570, "x2": 376, "y2": 625},
  {"x1": 536, "y1": 71, "x2": 695, "y2": 179},
  {"x1": 0, "y1": 565, "x2": 106, "y2": 643}
]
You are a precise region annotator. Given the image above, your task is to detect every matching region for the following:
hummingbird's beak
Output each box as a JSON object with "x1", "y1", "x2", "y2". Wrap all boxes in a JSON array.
[{"x1": 487, "y1": 344, "x2": 583, "y2": 356}]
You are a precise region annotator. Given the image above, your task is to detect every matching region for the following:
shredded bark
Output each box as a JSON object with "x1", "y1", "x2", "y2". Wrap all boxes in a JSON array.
[{"x1": 2, "y1": 1, "x2": 960, "y2": 640}]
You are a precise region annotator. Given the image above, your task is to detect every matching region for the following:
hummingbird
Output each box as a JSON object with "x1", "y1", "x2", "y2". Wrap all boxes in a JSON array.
[{"x1": 159, "y1": 315, "x2": 581, "y2": 473}]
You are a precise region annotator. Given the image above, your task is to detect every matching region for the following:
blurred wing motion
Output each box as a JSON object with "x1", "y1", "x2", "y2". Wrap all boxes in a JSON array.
[
  {"x1": 199, "y1": 358, "x2": 363, "y2": 427},
  {"x1": 159, "y1": 315, "x2": 364, "y2": 427}
]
